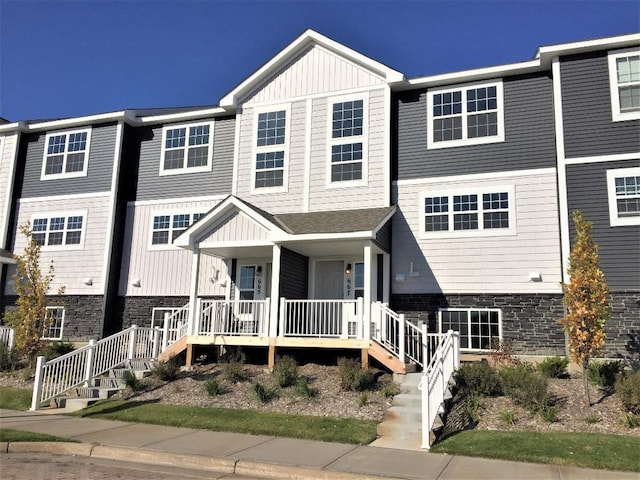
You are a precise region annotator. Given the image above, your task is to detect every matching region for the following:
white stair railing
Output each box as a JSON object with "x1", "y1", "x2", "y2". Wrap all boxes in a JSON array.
[
  {"x1": 31, "y1": 325, "x2": 159, "y2": 411},
  {"x1": 198, "y1": 299, "x2": 269, "y2": 336},
  {"x1": 160, "y1": 304, "x2": 189, "y2": 351},
  {"x1": 419, "y1": 329, "x2": 460, "y2": 449},
  {"x1": 279, "y1": 298, "x2": 363, "y2": 338},
  {"x1": 0, "y1": 326, "x2": 15, "y2": 350}
]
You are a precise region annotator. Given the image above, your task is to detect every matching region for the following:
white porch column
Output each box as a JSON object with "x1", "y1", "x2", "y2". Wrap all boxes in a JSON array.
[
  {"x1": 187, "y1": 246, "x2": 200, "y2": 336},
  {"x1": 382, "y1": 253, "x2": 390, "y2": 304},
  {"x1": 269, "y1": 244, "x2": 281, "y2": 338},
  {"x1": 363, "y1": 241, "x2": 373, "y2": 340}
]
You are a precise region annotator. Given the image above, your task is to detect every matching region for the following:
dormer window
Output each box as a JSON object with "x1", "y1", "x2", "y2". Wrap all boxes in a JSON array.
[
  {"x1": 160, "y1": 122, "x2": 213, "y2": 175},
  {"x1": 41, "y1": 129, "x2": 91, "y2": 180}
]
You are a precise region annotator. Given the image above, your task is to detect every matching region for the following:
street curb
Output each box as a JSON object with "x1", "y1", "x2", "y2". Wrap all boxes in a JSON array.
[
  {"x1": 235, "y1": 459, "x2": 396, "y2": 480},
  {"x1": 7, "y1": 441, "x2": 94, "y2": 456}
]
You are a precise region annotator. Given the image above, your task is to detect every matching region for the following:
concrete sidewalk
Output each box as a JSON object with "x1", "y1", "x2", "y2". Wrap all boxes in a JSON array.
[{"x1": 0, "y1": 409, "x2": 637, "y2": 480}]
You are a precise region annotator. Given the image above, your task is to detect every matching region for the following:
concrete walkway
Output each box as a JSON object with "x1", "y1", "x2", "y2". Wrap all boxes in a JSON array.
[{"x1": 0, "y1": 409, "x2": 637, "y2": 480}]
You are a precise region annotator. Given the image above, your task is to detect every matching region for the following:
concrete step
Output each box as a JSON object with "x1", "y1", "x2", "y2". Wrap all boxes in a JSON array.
[
  {"x1": 370, "y1": 431, "x2": 423, "y2": 451},
  {"x1": 75, "y1": 386, "x2": 121, "y2": 400},
  {"x1": 376, "y1": 420, "x2": 421, "y2": 438},
  {"x1": 54, "y1": 396, "x2": 100, "y2": 412},
  {"x1": 385, "y1": 406, "x2": 422, "y2": 424},
  {"x1": 390, "y1": 393, "x2": 422, "y2": 408}
]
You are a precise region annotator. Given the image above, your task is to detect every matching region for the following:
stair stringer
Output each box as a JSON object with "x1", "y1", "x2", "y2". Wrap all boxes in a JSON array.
[{"x1": 368, "y1": 340, "x2": 409, "y2": 374}]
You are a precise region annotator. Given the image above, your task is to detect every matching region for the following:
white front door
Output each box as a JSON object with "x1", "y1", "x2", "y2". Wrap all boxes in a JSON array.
[{"x1": 314, "y1": 261, "x2": 344, "y2": 299}]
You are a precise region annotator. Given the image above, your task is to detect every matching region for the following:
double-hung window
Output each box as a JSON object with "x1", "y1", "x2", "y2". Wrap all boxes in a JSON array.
[
  {"x1": 41, "y1": 129, "x2": 91, "y2": 179},
  {"x1": 439, "y1": 308, "x2": 501, "y2": 351},
  {"x1": 427, "y1": 80, "x2": 504, "y2": 149},
  {"x1": 422, "y1": 187, "x2": 514, "y2": 236},
  {"x1": 608, "y1": 48, "x2": 640, "y2": 121},
  {"x1": 151, "y1": 212, "x2": 205, "y2": 246},
  {"x1": 607, "y1": 167, "x2": 640, "y2": 226},
  {"x1": 329, "y1": 96, "x2": 366, "y2": 184},
  {"x1": 253, "y1": 108, "x2": 288, "y2": 190},
  {"x1": 160, "y1": 123, "x2": 213, "y2": 175},
  {"x1": 31, "y1": 212, "x2": 85, "y2": 249},
  {"x1": 42, "y1": 306, "x2": 65, "y2": 340}
]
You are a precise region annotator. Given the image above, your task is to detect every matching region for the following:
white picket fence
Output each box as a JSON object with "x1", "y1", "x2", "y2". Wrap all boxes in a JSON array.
[
  {"x1": 420, "y1": 329, "x2": 460, "y2": 449},
  {"x1": 30, "y1": 325, "x2": 160, "y2": 411},
  {"x1": 0, "y1": 326, "x2": 15, "y2": 350}
]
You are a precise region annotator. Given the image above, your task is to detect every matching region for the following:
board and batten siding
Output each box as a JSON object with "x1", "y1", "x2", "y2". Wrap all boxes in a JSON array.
[
  {"x1": 0, "y1": 133, "x2": 19, "y2": 247},
  {"x1": 119, "y1": 199, "x2": 227, "y2": 296},
  {"x1": 6, "y1": 194, "x2": 111, "y2": 295},
  {"x1": 200, "y1": 211, "x2": 269, "y2": 244},
  {"x1": 560, "y1": 52, "x2": 640, "y2": 159},
  {"x1": 391, "y1": 170, "x2": 562, "y2": 294},
  {"x1": 394, "y1": 73, "x2": 556, "y2": 180},
  {"x1": 20, "y1": 123, "x2": 117, "y2": 197},
  {"x1": 566, "y1": 160, "x2": 640, "y2": 291},
  {"x1": 134, "y1": 116, "x2": 235, "y2": 201}
]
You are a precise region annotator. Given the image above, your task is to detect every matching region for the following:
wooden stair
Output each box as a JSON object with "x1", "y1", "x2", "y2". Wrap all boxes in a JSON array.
[
  {"x1": 158, "y1": 336, "x2": 187, "y2": 362},
  {"x1": 368, "y1": 340, "x2": 416, "y2": 374}
]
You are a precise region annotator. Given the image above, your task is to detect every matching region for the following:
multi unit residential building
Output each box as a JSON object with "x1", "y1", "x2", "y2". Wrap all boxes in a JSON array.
[{"x1": 1, "y1": 30, "x2": 638, "y2": 369}]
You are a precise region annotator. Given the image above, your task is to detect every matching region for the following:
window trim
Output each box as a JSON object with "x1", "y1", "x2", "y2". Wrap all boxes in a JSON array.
[
  {"x1": 40, "y1": 128, "x2": 92, "y2": 180},
  {"x1": 438, "y1": 307, "x2": 502, "y2": 352},
  {"x1": 251, "y1": 104, "x2": 290, "y2": 194},
  {"x1": 606, "y1": 167, "x2": 640, "y2": 226},
  {"x1": 148, "y1": 210, "x2": 206, "y2": 250},
  {"x1": 607, "y1": 48, "x2": 640, "y2": 122},
  {"x1": 426, "y1": 79, "x2": 505, "y2": 150},
  {"x1": 159, "y1": 121, "x2": 215, "y2": 176},
  {"x1": 419, "y1": 185, "x2": 516, "y2": 238},
  {"x1": 30, "y1": 211, "x2": 87, "y2": 251},
  {"x1": 326, "y1": 93, "x2": 368, "y2": 188},
  {"x1": 42, "y1": 306, "x2": 65, "y2": 341}
]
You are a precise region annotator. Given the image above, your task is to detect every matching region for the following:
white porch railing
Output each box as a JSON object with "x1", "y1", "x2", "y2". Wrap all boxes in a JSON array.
[
  {"x1": 279, "y1": 298, "x2": 364, "y2": 338},
  {"x1": 198, "y1": 299, "x2": 269, "y2": 336},
  {"x1": 0, "y1": 326, "x2": 15, "y2": 350},
  {"x1": 419, "y1": 329, "x2": 460, "y2": 449},
  {"x1": 31, "y1": 325, "x2": 160, "y2": 411},
  {"x1": 157, "y1": 304, "x2": 189, "y2": 351}
]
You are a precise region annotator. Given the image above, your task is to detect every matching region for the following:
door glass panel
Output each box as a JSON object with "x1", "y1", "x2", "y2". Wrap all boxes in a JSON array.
[{"x1": 354, "y1": 262, "x2": 364, "y2": 298}]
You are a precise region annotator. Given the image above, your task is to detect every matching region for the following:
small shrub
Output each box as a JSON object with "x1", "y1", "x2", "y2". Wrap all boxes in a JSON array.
[
  {"x1": 358, "y1": 392, "x2": 369, "y2": 408},
  {"x1": 252, "y1": 381, "x2": 278, "y2": 404},
  {"x1": 621, "y1": 413, "x2": 640, "y2": 428},
  {"x1": 0, "y1": 342, "x2": 19, "y2": 372},
  {"x1": 42, "y1": 342, "x2": 75, "y2": 359},
  {"x1": 122, "y1": 370, "x2": 144, "y2": 392},
  {"x1": 294, "y1": 377, "x2": 317, "y2": 398},
  {"x1": 584, "y1": 414, "x2": 602, "y2": 424},
  {"x1": 587, "y1": 360, "x2": 623, "y2": 388},
  {"x1": 537, "y1": 356, "x2": 569, "y2": 378},
  {"x1": 489, "y1": 339, "x2": 521, "y2": 368},
  {"x1": 337, "y1": 357, "x2": 373, "y2": 391},
  {"x1": 498, "y1": 408, "x2": 517, "y2": 426},
  {"x1": 541, "y1": 405, "x2": 558, "y2": 423},
  {"x1": 380, "y1": 383, "x2": 400, "y2": 399},
  {"x1": 221, "y1": 353, "x2": 246, "y2": 383},
  {"x1": 499, "y1": 363, "x2": 550, "y2": 414},
  {"x1": 465, "y1": 391, "x2": 482, "y2": 423},
  {"x1": 272, "y1": 355, "x2": 298, "y2": 388},
  {"x1": 616, "y1": 370, "x2": 640, "y2": 414},
  {"x1": 454, "y1": 360, "x2": 502, "y2": 397},
  {"x1": 152, "y1": 356, "x2": 181, "y2": 381},
  {"x1": 204, "y1": 377, "x2": 225, "y2": 397}
]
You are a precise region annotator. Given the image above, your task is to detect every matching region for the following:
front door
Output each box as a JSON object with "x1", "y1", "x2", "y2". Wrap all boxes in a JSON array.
[{"x1": 314, "y1": 261, "x2": 344, "y2": 299}]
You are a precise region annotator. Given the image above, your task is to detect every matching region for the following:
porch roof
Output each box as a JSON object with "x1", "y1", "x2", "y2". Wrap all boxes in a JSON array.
[{"x1": 0, "y1": 249, "x2": 16, "y2": 265}]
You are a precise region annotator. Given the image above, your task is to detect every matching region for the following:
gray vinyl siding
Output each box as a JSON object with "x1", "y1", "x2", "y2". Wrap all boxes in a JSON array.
[
  {"x1": 566, "y1": 159, "x2": 640, "y2": 291},
  {"x1": 280, "y1": 247, "x2": 308, "y2": 299},
  {"x1": 560, "y1": 52, "x2": 640, "y2": 158},
  {"x1": 135, "y1": 116, "x2": 235, "y2": 200},
  {"x1": 395, "y1": 73, "x2": 556, "y2": 180},
  {"x1": 20, "y1": 123, "x2": 116, "y2": 197}
]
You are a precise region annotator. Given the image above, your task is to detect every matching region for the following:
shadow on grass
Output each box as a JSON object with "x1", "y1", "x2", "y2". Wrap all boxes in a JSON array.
[{"x1": 77, "y1": 399, "x2": 160, "y2": 417}]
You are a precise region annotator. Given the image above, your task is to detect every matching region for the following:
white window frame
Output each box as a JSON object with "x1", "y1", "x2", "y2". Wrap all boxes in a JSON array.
[
  {"x1": 438, "y1": 308, "x2": 502, "y2": 352},
  {"x1": 608, "y1": 48, "x2": 640, "y2": 122},
  {"x1": 251, "y1": 104, "x2": 290, "y2": 194},
  {"x1": 419, "y1": 186, "x2": 516, "y2": 238},
  {"x1": 40, "y1": 128, "x2": 92, "y2": 180},
  {"x1": 42, "y1": 306, "x2": 65, "y2": 340},
  {"x1": 159, "y1": 121, "x2": 214, "y2": 176},
  {"x1": 149, "y1": 210, "x2": 206, "y2": 250},
  {"x1": 30, "y1": 210, "x2": 87, "y2": 251},
  {"x1": 427, "y1": 80, "x2": 505, "y2": 149},
  {"x1": 327, "y1": 93, "x2": 368, "y2": 188},
  {"x1": 606, "y1": 167, "x2": 640, "y2": 226}
]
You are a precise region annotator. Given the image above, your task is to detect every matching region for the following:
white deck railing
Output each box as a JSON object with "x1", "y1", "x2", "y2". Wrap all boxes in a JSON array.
[
  {"x1": 279, "y1": 298, "x2": 364, "y2": 338},
  {"x1": 420, "y1": 329, "x2": 460, "y2": 449},
  {"x1": 31, "y1": 325, "x2": 160, "y2": 411},
  {"x1": 159, "y1": 304, "x2": 189, "y2": 351},
  {"x1": 0, "y1": 326, "x2": 15, "y2": 350},
  {"x1": 198, "y1": 299, "x2": 269, "y2": 336}
]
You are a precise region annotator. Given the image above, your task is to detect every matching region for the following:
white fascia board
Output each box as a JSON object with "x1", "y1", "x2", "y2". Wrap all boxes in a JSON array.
[
  {"x1": 0, "y1": 122, "x2": 26, "y2": 134},
  {"x1": 135, "y1": 107, "x2": 230, "y2": 125},
  {"x1": 27, "y1": 111, "x2": 135, "y2": 131},
  {"x1": 272, "y1": 230, "x2": 373, "y2": 243},
  {"x1": 372, "y1": 206, "x2": 397, "y2": 236},
  {"x1": 535, "y1": 33, "x2": 640, "y2": 61},
  {"x1": 220, "y1": 29, "x2": 404, "y2": 108}
]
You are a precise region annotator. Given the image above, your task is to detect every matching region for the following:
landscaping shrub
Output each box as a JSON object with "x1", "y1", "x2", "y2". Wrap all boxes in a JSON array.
[
  {"x1": 221, "y1": 350, "x2": 246, "y2": 383},
  {"x1": 152, "y1": 356, "x2": 181, "y2": 381},
  {"x1": 587, "y1": 360, "x2": 623, "y2": 388},
  {"x1": 489, "y1": 339, "x2": 521, "y2": 368},
  {"x1": 358, "y1": 392, "x2": 369, "y2": 408},
  {"x1": 337, "y1": 357, "x2": 373, "y2": 391},
  {"x1": 122, "y1": 371, "x2": 144, "y2": 392},
  {"x1": 499, "y1": 363, "x2": 550, "y2": 414},
  {"x1": 537, "y1": 356, "x2": 569, "y2": 378},
  {"x1": 454, "y1": 361, "x2": 502, "y2": 396},
  {"x1": 294, "y1": 377, "x2": 317, "y2": 398},
  {"x1": 42, "y1": 342, "x2": 75, "y2": 359},
  {"x1": 616, "y1": 370, "x2": 640, "y2": 414},
  {"x1": 204, "y1": 377, "x2": 224, "y2": 397},
  {"x1": 621, "y1": 413, "x2": 640, "y2": 428},
  {"x1": 252, "y1": 381, "x2": 278, "y2": 404},
  {"x1": 272, "y1": 355, "x2": 298, "y2": 388},
  {"x1": 0, "y1": 342, "x2": 19, "y2": 372},
  {"x1": 498, "y1": 408, "x2": 517, "y2": 426},
  {"x1": 380, "y1": 382, "x2": 400, "y2": 399}
]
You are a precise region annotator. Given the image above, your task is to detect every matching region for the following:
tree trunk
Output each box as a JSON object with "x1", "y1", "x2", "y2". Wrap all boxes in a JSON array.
[{"x1": 582, "y1": 361, "x2": 591, "y2": 407}]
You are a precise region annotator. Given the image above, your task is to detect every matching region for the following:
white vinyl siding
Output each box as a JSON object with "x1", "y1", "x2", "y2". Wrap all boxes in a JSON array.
[
  {"x1": 608, "y1": 48, "x2": 640, "y2": 121},
  {"x1": 41, "y1": 129, "x2": 91, "y2": 180},
  {"x1": 0, "y1": 134, "x2": 18, "y2": 246},
  {"x1": 607, "y1": 167, "x2": 640, "y2": 226}
]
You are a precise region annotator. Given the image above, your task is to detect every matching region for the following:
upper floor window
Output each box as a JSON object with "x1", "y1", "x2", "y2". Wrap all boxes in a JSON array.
[
  {"x1": 42, "y1": 306, "x2": 65, "y2": 340},
  {"x1": 607, "y1": 167, "x2": 640, "y2": 226},
  {"x1": 427, "y1": 80, "x2": 504, "y2": 149},
  {"x1": 253, "y1": 108, "x2": 288, "y2": 191},
  {"x1": 151, "y1": 211, "x2": 205, "y2": 246},
  {"x1": 608, "y1": 49, "x2": 640, "y2": 121},
  {"x1": 41, "y1": 129, "x2": 91, "y2": 180},
  {"x1": 328, "y1": 96, "x2": 367, "y2": 185},
  {"x1": 31, "y1": 212, "x2": 86, "y2": 249},
  {"x1": 421, "y1": 186, "x2": 514, "y2": 237},
  {"x1": 160, "y1": 123, "x2": 213, "y2": 175}
]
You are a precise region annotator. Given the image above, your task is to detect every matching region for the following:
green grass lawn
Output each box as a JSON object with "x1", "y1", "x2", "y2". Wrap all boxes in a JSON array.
[
  {"x1": 431, "y1": 430, "x2": 640, "y2": 472},
  {"x1": 0, "y1": 387, "x2": 32, "y2": 410},
  {"x1": 74, "y1": 399, "x2": 378, "y2": 445},
  {"x1": 0, "y1": 428, "x2": 76, "y2": 443}
]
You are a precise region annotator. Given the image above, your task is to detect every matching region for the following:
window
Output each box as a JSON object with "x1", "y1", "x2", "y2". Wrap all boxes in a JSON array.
[
  {"x1": 253, "y1": 109, "x2": 287, "y2": 190},
  {"x1": 422, "y1": 187, "x2": 514, "y2": 236},
  {"x1": 329, "y1": 96, "x2": 367, "y2": 185},
  {"x1": 42, "y1": 307, "x2": 64, "y2": 340},
  {"x1": 608, "y1": 49, "x2": 640, "y2": 121},
  {"x1": 354, "y1": 262, "x2": 364, "y2": 299},
  {"x1": 151, "y1": 212, "x2": 205, "y2": 246},
  {"x1": 427, "y1": 80, "x2": 504, "y2": 149},
  {"x1": 607, "y1": 167, "x2": 640, "y2": 226},
  {"x1": 160, "y1": 123, "x2": 213, "y2": 175},
  {"x1": 439, "y1": 308, "x2": 501, "y2": 351},
  {"x1": 31, "y1": 213, "x2": 85, "y2": 249},
  {"x1": 41, "y1": 129, "x2": 91, "y2": 179}
]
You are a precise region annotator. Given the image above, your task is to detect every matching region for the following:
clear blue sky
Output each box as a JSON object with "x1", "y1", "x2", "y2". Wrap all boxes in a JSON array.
[{"x1": 1, "y1": 0, "x2": 638, "y2": 122}]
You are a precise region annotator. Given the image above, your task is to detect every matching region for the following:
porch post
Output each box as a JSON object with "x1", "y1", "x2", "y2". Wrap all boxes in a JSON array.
[
  {"x1": 187, "y1": 246, "x2": 200, "y2": 336},
  {"x1": 382, "y1": 253, "x2": 390, "y2": 304},
  {"x1": 269, "y1": 243, "x2": 281, "y2": 338},
  {"x1": 363, "y1": 241, "x2": 373, "y2": 340}
]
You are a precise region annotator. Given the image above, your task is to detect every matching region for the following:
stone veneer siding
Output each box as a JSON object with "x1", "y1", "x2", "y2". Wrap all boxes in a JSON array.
[{"x1": 117, "y1": 296, "x2": 224, "y2": 329}]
